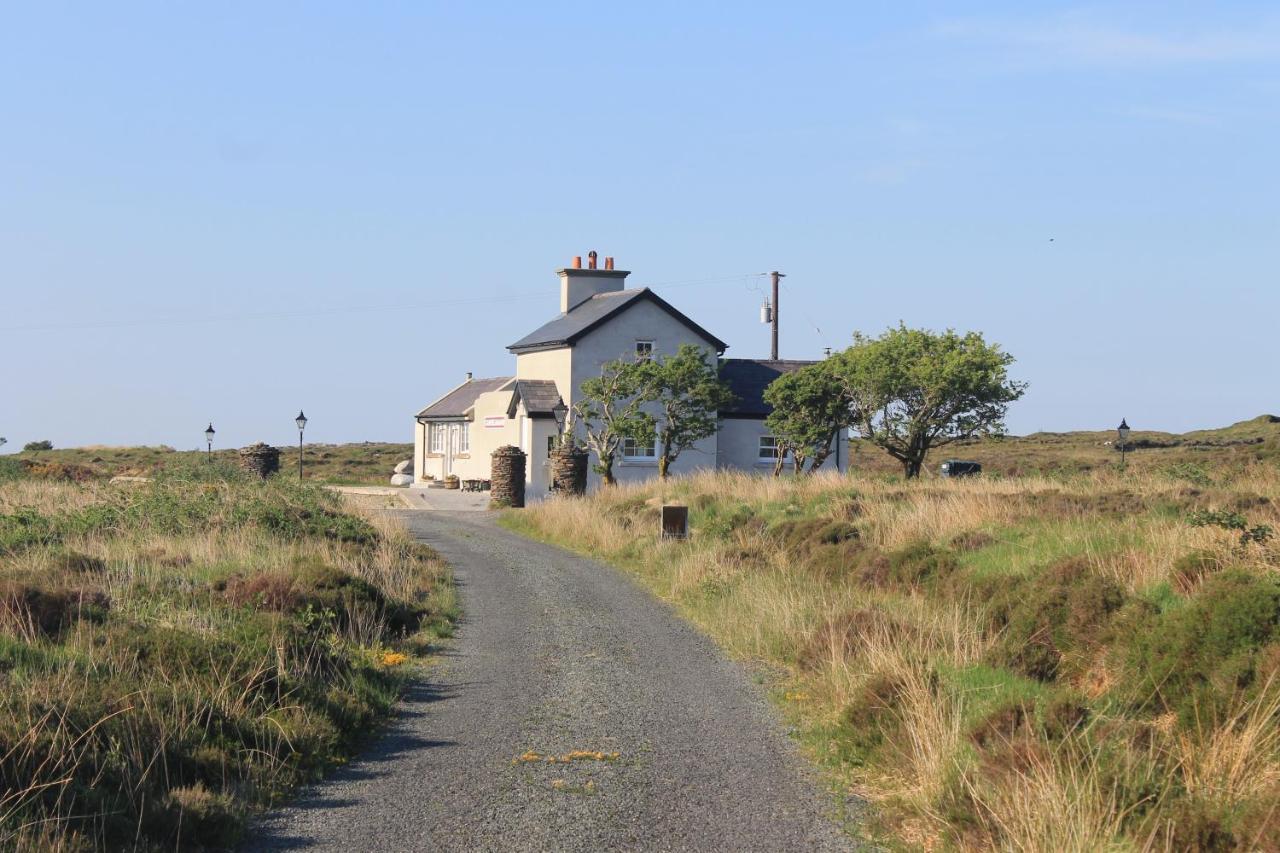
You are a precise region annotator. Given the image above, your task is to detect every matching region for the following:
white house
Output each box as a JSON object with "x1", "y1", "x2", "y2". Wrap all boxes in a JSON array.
[{"x1": 413, "y1": 254, "x2": 848, "y2": 495}]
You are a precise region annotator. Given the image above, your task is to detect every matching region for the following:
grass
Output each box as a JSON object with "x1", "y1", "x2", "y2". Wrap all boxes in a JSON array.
[
  {"x1": 0, "y1": 459, "x2": 455, "y2": 850},
  {"x1": 505, "y1": 460, "x2": 1280, "y2": 851},
  {"x1": 3, "y1": 442, "x2": 414, "y2": 486}
]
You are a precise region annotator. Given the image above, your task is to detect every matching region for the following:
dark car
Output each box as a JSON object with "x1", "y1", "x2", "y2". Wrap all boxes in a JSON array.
[{"x1": 939, "y1": 459, "x2": 982, "y2": 478}]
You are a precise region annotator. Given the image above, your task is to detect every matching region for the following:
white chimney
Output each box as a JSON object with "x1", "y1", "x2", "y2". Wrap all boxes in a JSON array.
[{"x1": 557, "y1": 251, "x2": 629, "y2": 312}]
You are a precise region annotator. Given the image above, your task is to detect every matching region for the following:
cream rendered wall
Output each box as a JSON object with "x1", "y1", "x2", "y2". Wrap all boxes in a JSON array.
[
  {"x1": 568, "y1": 299, "x2": 721, "y2": 490},
  {"x1": 515, "y1": 348, "x2": 572, "y2": 399}
]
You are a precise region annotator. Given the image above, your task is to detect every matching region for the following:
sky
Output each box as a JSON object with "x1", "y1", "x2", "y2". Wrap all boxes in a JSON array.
[{"x1": 2, "y1": 2, "x2": 1278, "y2": 451}]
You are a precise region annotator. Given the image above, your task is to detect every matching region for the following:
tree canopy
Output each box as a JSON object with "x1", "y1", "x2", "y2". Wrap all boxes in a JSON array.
[
  {"x1": 572, "y1": 357, "x2": 653, "y2": 486},
  {"x1": 639, "y1": 344, "x2": 735, "y2": 479},
  {"x1": 830, "y1": 324, "x2": 1026, "y2": 478},
  {"x1": 763, "y1": 360, "x2": 851, "y2": 475}
]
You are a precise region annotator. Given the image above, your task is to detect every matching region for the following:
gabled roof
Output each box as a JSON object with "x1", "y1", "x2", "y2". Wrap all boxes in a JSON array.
[
  {"x1": 416, "y1": 376, "x2": 513, "y2": 419},
  {"x1": 719, "y1": 359, "x2": 816, "y2": 418},
  {"x1": 506, "y1": 379, "x2": 563, "y2": 418},
  {"x1": 507, "y1": 288, "x2": 729, "y2": 354}
]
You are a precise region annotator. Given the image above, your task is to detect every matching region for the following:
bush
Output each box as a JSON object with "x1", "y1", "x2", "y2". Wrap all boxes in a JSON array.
[
  {"x1": 22, "y1": 440, "x2": 53, "y2": 452},
  {"x1": 989, "y1": 557, "x2": 1126, "y2": 681},
  {"x1": 1121, "y1": 569, "x2": 1280, "y2": 725}
]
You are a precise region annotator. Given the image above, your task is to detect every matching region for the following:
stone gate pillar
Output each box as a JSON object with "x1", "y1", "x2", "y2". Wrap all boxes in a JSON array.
[
  {"x1": 239, "y1": 443, "x2": 281, "y2": 479},
  {"x1": 550, "y1": 445, "x2": 588, "y2": 496},
  {"x1": 490, "y1": 445, "x2": 527, "y2": 508}
]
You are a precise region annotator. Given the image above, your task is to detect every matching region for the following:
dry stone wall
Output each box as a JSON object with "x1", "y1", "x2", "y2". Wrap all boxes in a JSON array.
[{"x1": 490, "y1": 445, "x2": 526, "y2": 508}]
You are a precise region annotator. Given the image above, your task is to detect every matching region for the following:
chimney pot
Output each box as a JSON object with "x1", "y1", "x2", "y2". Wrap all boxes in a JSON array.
[
  {"x1": 604, "y1": 256, "x2": 614, "y2": 270},
  {"x1": 571, "y1": 255, "x2": 582, "y2": 269},
  {"x1": 466, "y1": 371, "x2": 473, "y2": 381},
  {"x1": 588, "y1": 250, "x2": 597, "y2": 270}
]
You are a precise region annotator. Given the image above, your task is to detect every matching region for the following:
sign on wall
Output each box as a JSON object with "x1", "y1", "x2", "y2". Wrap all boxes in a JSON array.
[{"x1": 484, "y1": 416, "x2": 506, "y2": 429}]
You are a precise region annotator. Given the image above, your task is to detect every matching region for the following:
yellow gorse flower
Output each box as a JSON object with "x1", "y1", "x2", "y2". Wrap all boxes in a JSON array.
[{"x1": 380, "y1": 651, "x2": 408, "y2": 667}]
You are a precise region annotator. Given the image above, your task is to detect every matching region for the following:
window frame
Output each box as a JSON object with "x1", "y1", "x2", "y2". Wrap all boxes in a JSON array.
[
  {"x1": 429, "y1": 423, "x2": 444, "y2": 453},
  {"x1": 758, "y1": 435, "x2": 783, "y2": 461},
  {"x1": 459, "y1": 422, "x2": 470, "y2": 453},
  {"x1": 634, "y1": 340, "x2": 654, "y2": 361},
  {"x1": 622, "y1": 436, "x2": 658, "y2": 461}
]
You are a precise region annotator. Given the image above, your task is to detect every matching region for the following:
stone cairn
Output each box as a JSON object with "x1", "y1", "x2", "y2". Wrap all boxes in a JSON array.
[
  {"x1": 550, "y1": 445, "x2": 588, "y2": 496},
  {"x1": 490, "y1": 445, "x2": 526, "y2": 508},
  {"x1": 239, "y1": 443, "x2": 281, "y2": 479}
]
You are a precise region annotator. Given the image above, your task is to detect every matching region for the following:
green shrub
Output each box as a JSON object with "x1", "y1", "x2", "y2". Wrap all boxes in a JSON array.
[
  {"x1": 1121, "y1": 569, "x2": 1280, "y2": 725},
  {"x1": 884, "y1": 541, "x2": 959, "y2": 587},
  {"x1": 989, "y1": 557, "x2": 1126, "y2": 681}
]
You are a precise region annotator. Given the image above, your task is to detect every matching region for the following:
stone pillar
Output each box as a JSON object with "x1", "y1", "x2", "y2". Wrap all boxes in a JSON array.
[
  {"x1": 490, "y1": 445, "x2": 527, "y2": 508},
  {"x1": 239, "y1": 443, "x2": 280, "y2": 479},
  {"x1": 550, "y1": 445, "x2": 588, "y2": 496}
]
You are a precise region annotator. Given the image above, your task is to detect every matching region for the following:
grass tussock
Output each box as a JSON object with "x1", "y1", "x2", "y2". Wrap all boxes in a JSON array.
[
  {"x1": 506, "y1": 465, "x2": 1280, "y2": 850},
  {"x1": 0, "y1": 460, "x2": 455, "y2": 851}
]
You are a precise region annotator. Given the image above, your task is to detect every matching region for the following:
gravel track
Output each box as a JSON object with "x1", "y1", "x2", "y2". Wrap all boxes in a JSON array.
[{"x1": 250, "y1": 511, "x2": 861, "y2": 852}]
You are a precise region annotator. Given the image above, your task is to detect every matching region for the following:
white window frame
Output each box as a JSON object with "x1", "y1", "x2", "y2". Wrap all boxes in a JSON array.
[
  {"x1": 430, "y1": 423, "x2": 444, "y2": 453},
  {"x1": 635, "y1": 340, "x2": 654, "y2": 361},
  {"x1": 622, "y1": 436, "x2": 657, "y2": 460},
  {"x1": 459, "y1": 422, "x2": 470, "y2": 453},
  {"x1": 758, "y1": 435, "x2": 783, "y2": 461}
]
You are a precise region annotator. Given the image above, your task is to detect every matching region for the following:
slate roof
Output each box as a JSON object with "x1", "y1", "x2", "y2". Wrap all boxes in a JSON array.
[
  {"x1": 506, "y1": 379, "x2": 562, "y2": 418},
  {"x1": 507, "y1": 288, "x2": 728, "y2": 354},
  {"x1": 718, "y1": 359, "x2": 816, "y2": 418},
  {"x1": 416, "y1": 377, "x2": 513, "y2": 419}
]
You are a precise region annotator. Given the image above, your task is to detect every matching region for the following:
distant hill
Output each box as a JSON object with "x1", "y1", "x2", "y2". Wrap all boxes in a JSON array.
[
  {"x1": 847, "y1": 414, "x2": 1280, "y2": 477},
  {"x1": 4, "y1": 442, "x2": 413, "y2": 485}
]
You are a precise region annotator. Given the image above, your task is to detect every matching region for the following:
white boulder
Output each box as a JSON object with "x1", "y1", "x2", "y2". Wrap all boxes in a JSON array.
[
  {"x1": 389, "y1": 473, "x2": 414, "y2": 487},
  {"x1": 393, "y1": 459, "x2": 413, "y2": 475}
]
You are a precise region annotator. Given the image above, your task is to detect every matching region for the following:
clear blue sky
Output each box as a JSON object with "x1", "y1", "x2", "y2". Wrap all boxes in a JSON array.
[{"x1": 2, "y1": 3, "x2": 1277, "y2": 451}]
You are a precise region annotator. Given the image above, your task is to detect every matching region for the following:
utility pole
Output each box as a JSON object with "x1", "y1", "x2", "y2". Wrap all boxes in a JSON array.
[{"x1": 770, "y1": 270, "x2": 784, "y2": 360}]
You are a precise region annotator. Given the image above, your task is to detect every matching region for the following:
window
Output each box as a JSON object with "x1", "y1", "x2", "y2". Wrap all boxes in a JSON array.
[
  {"x1": 635, "y1": 340, "x2": 654, "y2": 361},
  {"x1": 622, "y1": 436, "x2": 657, "y2": 460},
  {"x1": 759, "y1": 435, "x2": 783, "y2": 461},
  {"x1": 547, "y1": 435, "x2": 556, "y2": 458},
  {"x1": 459, "y1": 422, "x2": 469, "y2": 453},
  {"x1": 429, "y1": 423, "x2": 444, "y2": 453}
]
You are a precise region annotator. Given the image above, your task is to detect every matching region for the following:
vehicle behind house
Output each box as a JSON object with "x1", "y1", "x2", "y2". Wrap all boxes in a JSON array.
[{"x1": 940, "y1": 459, "x2": 982, "y2": 478}]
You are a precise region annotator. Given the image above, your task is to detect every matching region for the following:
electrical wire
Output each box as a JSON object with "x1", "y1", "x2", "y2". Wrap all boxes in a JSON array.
[{"x1": 0, "y1": 272, "x2": 772, "y2": 333}]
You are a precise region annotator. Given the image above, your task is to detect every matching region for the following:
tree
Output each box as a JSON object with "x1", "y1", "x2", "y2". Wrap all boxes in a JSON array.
[
  {"x1": 763, "y1": 360, "x2": 853, "y2": 475},
  {"x1": 640, "y1": 344, "x2": 735, "y2": 480},
  {"x1": 23, "y1": 440, "x2": 53, "y2": 452},
  {"x1": 830, "y1": 324, "x2": 1026, "y2": 479},
  {"x1": 573, "y1": 357, "x2": 654, "y2": 486}
]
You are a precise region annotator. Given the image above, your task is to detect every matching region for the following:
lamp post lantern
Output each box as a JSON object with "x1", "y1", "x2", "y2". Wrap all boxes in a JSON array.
[
  {"x1": 204, "y1": 423, "x2": 215, "y2": 458},
  {"x1": 1117, "y1": 418, "x2": 1130, "y2": 469},
  {"x1": 295, "y1": 411, "x2": 308, "y2": 480},
  {"x1": 551, "y1": 399, "x2": 569, "y2": 447}
]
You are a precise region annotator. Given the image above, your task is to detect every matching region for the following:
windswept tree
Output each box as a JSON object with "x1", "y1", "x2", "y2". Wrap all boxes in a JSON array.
[
  {"x1": 763, "y1": 360, "x2": 853, "y2": 475},
  {"x1": 640, "y1": 344, "x2": 735, "y2": 479},
  {"x1": 831, "y1": 324, "x2": 1026, "y2": 479},
  {"x1": 573, "y1": 358, "x2": 654, "y2": 486}
]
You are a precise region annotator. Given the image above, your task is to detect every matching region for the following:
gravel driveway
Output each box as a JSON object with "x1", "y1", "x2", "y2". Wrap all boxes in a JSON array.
[{"x1": 249, "y1": 511, "x2": 862, "y2": 852}]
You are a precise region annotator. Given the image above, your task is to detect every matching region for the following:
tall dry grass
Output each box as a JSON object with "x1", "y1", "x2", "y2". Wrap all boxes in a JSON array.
[{"x1": 510, "y1": 463, "x2": 1280, "y2": 850}]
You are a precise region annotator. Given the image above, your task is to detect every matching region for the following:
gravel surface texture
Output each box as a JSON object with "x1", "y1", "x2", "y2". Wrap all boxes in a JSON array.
[{"x1": 249, "y1": 511, "x2": 862, "y2": 852}]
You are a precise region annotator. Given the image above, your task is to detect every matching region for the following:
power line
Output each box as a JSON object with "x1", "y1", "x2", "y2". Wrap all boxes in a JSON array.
[{"x1": 1, "y1": 272, "x2": 771, "y2": 333}]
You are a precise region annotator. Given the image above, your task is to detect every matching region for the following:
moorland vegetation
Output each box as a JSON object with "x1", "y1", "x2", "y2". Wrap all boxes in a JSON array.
[
  {"x1": 507, "y1": 443, "x2": 1280, "y2": 850},
  {"x1": 0, "y1": 459, "x2": 454, "y2": 850}
]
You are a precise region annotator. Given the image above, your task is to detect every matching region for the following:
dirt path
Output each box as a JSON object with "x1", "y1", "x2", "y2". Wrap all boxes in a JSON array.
[{"x1": 250, "y1": 511, "x2": 861, "y2": 852}]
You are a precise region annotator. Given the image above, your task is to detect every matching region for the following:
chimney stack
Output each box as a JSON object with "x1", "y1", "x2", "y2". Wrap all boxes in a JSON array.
[{"x1": 557, "y1": 251, "x2": 629, "y2": 312}]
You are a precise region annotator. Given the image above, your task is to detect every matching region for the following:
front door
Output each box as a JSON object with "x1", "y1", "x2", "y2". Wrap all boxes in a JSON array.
[{"x1": 444, "y1": 424, "x2": 460, "y2": 476}]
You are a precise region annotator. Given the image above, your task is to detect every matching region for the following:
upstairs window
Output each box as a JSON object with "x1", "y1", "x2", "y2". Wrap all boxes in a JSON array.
[
  {"x1": 635, "y1": 340, "x2": 654, "y2": 361},
  {"x1": 622, "y1": 436, "x2": 657, "y2": 460}
]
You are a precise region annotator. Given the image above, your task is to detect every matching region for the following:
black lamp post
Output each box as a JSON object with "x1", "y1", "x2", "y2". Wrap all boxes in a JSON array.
[
  {"x1": 1117, "y1": 418, "x2": 1130, "y2": 469},
  {"x1": 204, "y1": 423, "x2": 215, "y2": 459},
  {"x1": 551, "y1": 399, "x2": 569, "y2": 447},
  {"x1": 295, "y1": 411, "x2": 308, "y2": 480}
]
